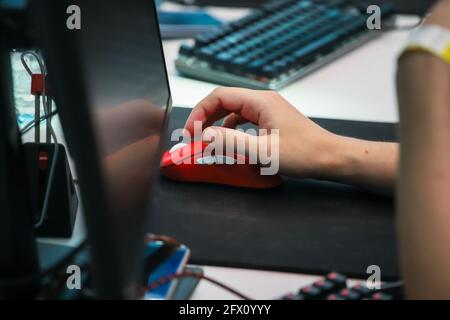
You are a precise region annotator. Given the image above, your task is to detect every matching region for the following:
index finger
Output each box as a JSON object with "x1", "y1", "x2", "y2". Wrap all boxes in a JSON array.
[{"x1": 184, "y1": 87, "x2": 267, "y2": 136}]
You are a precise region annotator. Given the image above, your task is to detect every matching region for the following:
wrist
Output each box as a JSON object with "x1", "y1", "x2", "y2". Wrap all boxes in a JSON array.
[{"x1": 316, "y1": 134, "x2": 359, "y2": 180}]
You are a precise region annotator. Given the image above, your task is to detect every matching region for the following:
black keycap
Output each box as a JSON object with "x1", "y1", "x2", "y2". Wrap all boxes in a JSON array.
[
  {"x1": 313, "y1": 279, "x2": 337, "y2": 296},
  {"x1": 214, "y1": 52, "x2": 233, "y2": 68},
  {"x1": 281, "y1": 293, "x2": 295, "y2": 300},
  {"x1": 198, "y1": 48, "x2": 216, "y2": 62},
  {"x1": 195, "y1": 34, "x2": 214, "y2": 47},
  {"x1": 299, "y1": 285, "x2": 322, "y2": 300},
  {"x1": 292, "y1": 32, "x2": 340, "y2": 65},
  {"x1": 351, "y1": 283, "x2": 372, "y2": 298},
  {"x1": 339, "y1": 288, "x2": 361, "y2": 300},
  {"x1": 371, "y1": 292, "x2": 394, "y2": 300},
  {"x1": 326, "y1": 294, "x2": 345, "y2": 300},
  {"x1": 213, "y1": 40, "x2": 231, "y2": 51},
  {"x1": 280, "y1": 292, "x2": 305, "y2": 300},
  {"x1": 179, "y1": 44, "x2": 194, "y2": 57},
  {"x1": 261, "y1": 65, "x2": 277, "y2": 78},
  {"x1": 230, "y1": 56, "x2": 250, "y2": 72},
  {"x1": 245, "y1": 59, "x2": 267, "y2": 74},
  {"x1": 273, "y1": 59, "x2": 288, "y2": 71},
  {"x1": 325, "y1": 272, "x2": 347, "y2": 290}
]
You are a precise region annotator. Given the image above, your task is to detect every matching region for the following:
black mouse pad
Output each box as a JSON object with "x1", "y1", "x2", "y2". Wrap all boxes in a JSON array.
[{"x1": 149, "y1": 107, "x2": 399, "y2": 279}]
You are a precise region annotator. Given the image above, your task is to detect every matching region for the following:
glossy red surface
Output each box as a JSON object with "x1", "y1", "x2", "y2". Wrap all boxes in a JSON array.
[{"x1": 160, "y1": 141, "x2": 282, "y2": 189}]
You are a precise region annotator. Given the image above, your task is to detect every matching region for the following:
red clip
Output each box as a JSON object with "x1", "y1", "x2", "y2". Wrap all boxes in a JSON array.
[
  {"x1": 38, "y1": 150, "x2": 49, "y2": 171},
  {"x1": 31, "y1": 74, "x2": 50, "y2": 95}
]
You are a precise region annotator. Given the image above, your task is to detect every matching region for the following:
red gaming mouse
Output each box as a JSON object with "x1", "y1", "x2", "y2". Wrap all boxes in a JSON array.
[{"x1": 160, "y1": 141, "x2": 282, "y2": 188}]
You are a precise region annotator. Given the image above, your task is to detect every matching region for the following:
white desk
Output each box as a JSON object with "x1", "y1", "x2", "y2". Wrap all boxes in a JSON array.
[{"x1": 160, "y1": 10, "x2": 418, "y2": 300}]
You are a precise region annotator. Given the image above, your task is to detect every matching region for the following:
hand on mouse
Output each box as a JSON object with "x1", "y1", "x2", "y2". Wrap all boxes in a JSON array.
[
  {"x1": 184, "y1": 87, "x2": 398, "y2": 191},
  {"x1": 184, "y1": 87, "x2": 338, "y2": 178}
]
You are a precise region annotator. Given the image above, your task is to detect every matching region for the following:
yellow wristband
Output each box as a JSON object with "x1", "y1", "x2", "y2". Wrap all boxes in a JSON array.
[{"x1": 401, "y1": 25, "x2": 450, "y2": 67}]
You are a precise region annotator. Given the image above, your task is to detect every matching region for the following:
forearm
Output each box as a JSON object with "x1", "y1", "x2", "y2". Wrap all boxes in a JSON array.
[
  {"x1": 397, "y1": 52, "x2": 450, "y2": 299},
  {"x1": 318, "y1": 134, "x2": 398, "y2": 193}
]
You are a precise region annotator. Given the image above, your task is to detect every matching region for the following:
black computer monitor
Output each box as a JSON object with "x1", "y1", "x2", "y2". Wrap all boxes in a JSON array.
[
  {"x1": 31, "y1": 0, "x2": 171, "y2": 298},
  {"x1": 0, "y1": 34, "x2": 40, "y2": 299}
]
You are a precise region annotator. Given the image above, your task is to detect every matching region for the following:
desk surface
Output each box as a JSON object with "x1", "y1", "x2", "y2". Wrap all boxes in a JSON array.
[{"x1": 39, "y1": 7, "x2": 416, "y2": 299}]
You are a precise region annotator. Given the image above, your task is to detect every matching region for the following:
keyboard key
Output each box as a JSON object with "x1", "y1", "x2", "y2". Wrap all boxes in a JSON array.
[
  {"x1": 198, "y1": 48, "x2": 216, "y2": 62},
  {"x1": 179, "y1": 44, "x2": 194, "y2": 57},
  {"x1": 339, "y1": 288, "x2": 361, "y2": 300},
  {"x1": 371, "y1": 292, "x2": 394, "y2": 300},
  {"x1": 261, "y1": 65, "x2": 277, "y2": 78},
  {"x1": 231, "y1": 56, "x2": 250, "y2": 70},
  {"x1": 351, "y1": 283, "x2": 372, "y2": 298},
  {"x1": 245, "y1": 59, "x2": 267, "y2": 74},
  {"x1": 299, "y1": 286, "x2": 322, "y2": 300},
  {"x1": 278, "y1": 271, "x2": 402, "y2": 300},
  {"x1": 325, "y1": 272, "x2": 347, "y2": 290},
  {"x1": 313, "y1": 279, "x2": 337, "y2": 296},
  {"x1": 214, "y1": 52, "x2": 234, "y2": 68},
  {"x1": 326, "y1": 294, "x2": 345, "y2": 300}
]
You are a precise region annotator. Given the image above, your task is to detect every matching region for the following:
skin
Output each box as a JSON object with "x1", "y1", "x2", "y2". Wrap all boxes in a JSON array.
[
  {"x1": 396, "y1": 0, "x2": 450, "y2": 299},
  {"x1": 185, "y1": 87, "x2": 398, "y2": 193},
  {"x1": 185, "y1": 0, "x2": 450, "y2": 298}
]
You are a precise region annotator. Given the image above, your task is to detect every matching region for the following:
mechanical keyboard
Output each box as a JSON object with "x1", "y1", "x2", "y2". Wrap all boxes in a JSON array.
[
  {"x1": 279, "y1": 272, "x2": 404, "y2": 300},
  {"x1": 175, "y1": 0, "x2": 395, "y2": 90}
]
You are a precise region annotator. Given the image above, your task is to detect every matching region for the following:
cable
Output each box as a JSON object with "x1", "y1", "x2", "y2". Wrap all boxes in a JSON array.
[
  {"x1": 20, "y1": 51, "x2": 60, "y2": 229},
  {"x1": 20, "y1": 52, "x2": 35, "y2": 76},
  {"x1": 144, "y1": 270, "x2": 253, "y2": 300},
  {"x1": 377, "y1": 280, "x2": 404, "y2": 292},
  {"x1": 20, "y1": 110, "x2": 58, "y2": 136},
  {"x1": 141, "y1": 236, "x2": 255, "y2": 300}
]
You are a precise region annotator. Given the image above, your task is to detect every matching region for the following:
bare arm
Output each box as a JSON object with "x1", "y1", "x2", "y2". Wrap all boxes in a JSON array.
[
  {"x1": 396, "y1": 0, "x2": 450, "y2": 299},
  {"x1": 322, "y1": 136, "x2": 398, "y2": 193},
  {"x1": 185, "y1": 87, "x2": 398, "y2": 192}
]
